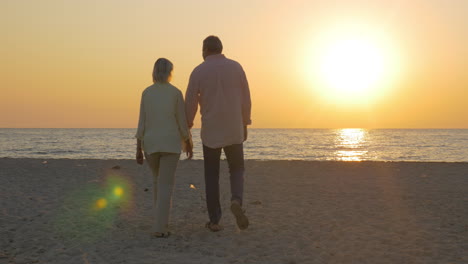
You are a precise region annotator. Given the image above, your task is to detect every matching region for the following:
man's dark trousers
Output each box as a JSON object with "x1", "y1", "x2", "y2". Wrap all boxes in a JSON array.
[{"x1": 203, "y1": 143, "x2": 244, "y2": 224}]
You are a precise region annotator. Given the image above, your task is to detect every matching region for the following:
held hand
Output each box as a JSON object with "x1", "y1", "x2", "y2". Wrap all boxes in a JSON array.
[
  {"x1": 136, "y1": 150, "x2": 144, "y2": 165},
  {"x1": 243, "y1": 126, "x2": 248, "y2": 142},
  {"x1": 185, "y1": 139, "x2": 193, "y2": 160}
]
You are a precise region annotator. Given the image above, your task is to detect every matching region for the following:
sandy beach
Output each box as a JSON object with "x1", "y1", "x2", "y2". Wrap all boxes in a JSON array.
[{"x1": 0, "y1": 158, "x2": 466, "y2": 264}]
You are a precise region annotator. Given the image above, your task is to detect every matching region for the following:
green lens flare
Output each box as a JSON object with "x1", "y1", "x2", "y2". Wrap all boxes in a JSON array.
[
  {"x1": 113, "y1": 186, "x2": 124, "y2": 197},
  {"x1": 96, "y1": 198, "x2": 108, "y2": 209},
  {"x1": 52, "y1": 171, "x2": 135, "y2": 245},
  {"x1": 105, "y1": 173, "x2": 134, "y2": 211},
  {"x1": 52, "y1": 183, "x2": 117, "y2": 244}
]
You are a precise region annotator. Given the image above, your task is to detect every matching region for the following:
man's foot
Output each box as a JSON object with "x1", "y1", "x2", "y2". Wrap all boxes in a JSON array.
[
  {"x1": 205, "y1": 222, "x2": 223, "y2": 232},
  {"x1": 230, "y1": 200, "x2": 249, "y2": 230}
]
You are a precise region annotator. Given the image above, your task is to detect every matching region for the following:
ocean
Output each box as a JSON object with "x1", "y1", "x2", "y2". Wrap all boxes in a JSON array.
[{"x1": 0, "y1": 128, "x2": 467, "y2": 162}]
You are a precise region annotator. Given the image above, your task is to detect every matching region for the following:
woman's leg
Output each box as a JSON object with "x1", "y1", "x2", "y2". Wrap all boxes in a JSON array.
[
  {"x1": 153, "y1": 153, "x2": 179, "y2": 233},
  {"x1": 144, "y1": 152, "x2": 161, "y2": 212}
]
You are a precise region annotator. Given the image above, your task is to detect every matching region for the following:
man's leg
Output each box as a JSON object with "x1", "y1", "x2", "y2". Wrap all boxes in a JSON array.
[
  {"x1": 224, "y1": 143, "x2": 249, "y2": 230},
  {"x1": 223, "y1": 143, "x2": 245, "y2": 204},
  {"x1": 203, "y1": 145, "x2": 222, "y2": 225}
]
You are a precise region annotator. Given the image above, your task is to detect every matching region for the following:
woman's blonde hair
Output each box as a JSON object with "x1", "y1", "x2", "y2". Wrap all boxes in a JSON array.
[{"x1": 153, "y1": 58, "x2": 173, "y2": 83}]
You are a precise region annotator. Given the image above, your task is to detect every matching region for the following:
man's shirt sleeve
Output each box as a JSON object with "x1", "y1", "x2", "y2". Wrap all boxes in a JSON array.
[
  {"x1": 185, "y1": 71, "x2": 199, "y2": 128},
  {"x1": 241, "y1": 68, "x2": 252, "y2": 126}
]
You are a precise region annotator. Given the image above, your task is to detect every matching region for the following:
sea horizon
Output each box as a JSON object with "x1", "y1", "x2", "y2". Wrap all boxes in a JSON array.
[{"x1": 1, "y1": 128, "x2": 467, "y2": 162}]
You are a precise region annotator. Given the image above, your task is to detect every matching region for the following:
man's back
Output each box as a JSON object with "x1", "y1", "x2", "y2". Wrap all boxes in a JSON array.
[
  {"x1": 186, "y1": 54, "x2": 251, "y2": 148},
  {"x1": 188, "y1": 35, "x2": 251, "y2": 231}
]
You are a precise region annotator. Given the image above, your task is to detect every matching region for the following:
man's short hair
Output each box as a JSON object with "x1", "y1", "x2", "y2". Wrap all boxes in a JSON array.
[{"x1": 203, "y1": 35, "x2": 223, "y2": 53}]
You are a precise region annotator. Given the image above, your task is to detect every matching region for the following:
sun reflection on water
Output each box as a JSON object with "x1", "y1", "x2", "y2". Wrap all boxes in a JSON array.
[{"x1": 335, "y1": 128, "x2": 368, "y2": 161}]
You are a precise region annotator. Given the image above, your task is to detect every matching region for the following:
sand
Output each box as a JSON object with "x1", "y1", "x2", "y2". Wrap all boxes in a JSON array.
[{"x1": 0, "y1": 158, "x2": 467, "y2": 264}]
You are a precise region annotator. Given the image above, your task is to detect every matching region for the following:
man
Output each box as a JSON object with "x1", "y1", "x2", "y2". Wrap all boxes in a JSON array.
[{"x1": 185, "y1": 36, "x2": 252, "y2": 232}]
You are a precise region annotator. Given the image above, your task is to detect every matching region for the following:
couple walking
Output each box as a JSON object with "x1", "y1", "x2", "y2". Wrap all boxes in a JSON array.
[{"x1": 135, "y1": 36, "x2": 252, "y2": 237}]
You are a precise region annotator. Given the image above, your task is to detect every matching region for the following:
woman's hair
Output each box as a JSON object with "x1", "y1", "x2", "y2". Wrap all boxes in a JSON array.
[{"x1": 153, "y1": 58, "x2": 173, "y2": 83}]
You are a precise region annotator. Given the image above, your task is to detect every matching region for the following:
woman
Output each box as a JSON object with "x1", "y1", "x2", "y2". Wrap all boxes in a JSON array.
[{"x1": 135, "y1": 58, "x2": 193, "y2": 238}]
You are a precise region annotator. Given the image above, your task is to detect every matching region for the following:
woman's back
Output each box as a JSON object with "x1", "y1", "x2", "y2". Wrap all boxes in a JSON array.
[
  {"x1": 134, "y1": 57, "x2": 192, "y2": 238},
  {"x1": 137, "y1": 82, "x2": 188, "y2": 154}
]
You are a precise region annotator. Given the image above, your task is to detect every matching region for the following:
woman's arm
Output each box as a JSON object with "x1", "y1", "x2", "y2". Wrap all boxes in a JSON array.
[
  {"x1": 135, "y1": 93, "x2": 146, "y2": 164},
  {"x1": 136, "y1": 139, "x2": 143, "y2": 164}
]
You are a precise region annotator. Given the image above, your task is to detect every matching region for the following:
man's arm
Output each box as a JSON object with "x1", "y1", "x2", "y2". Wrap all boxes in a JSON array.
[
  {"x1": 185, "y1": 72, "x2": 199, "y2": 129},
  {"x1": 241, "y1": 68, "x2": 252, "y2": 126},
  {"x1": 240, "y1": 68, "x2": 251, "y2": 142},
  {"x1": 176, "y1": 90, "x2": 193, "y2": 159},
  {"x1": 176, "y1": 90, "x2": 190, "y2": 141}
]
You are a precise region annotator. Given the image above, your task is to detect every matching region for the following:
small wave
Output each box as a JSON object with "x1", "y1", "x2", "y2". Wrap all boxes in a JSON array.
[{"x1": 48, "y1": 150, "x2": 79, "y2": 154}]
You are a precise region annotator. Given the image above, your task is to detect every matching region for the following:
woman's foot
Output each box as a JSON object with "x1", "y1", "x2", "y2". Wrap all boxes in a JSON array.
[
  {"x1": 152, "y1": 231, "x2": 171, "y2": 238},
  {"x1": 205, "y1": 222, "x2": 223, "y2": 232},
  {"x1": 231, "y1": 200, "x2": 249, "y2": 230}
]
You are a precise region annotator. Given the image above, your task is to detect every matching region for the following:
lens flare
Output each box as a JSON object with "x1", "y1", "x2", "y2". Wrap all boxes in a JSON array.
[
  {"x1": 113, "y1": 186, "x2": 124, "y2": 197},
  {"x1": 105, "y1": 173, "x2": 134, "y2": 211},
  {"x1": 96, "y1": 198, "x2": 108, "y2": 209},
  {"x1": 52, "y1": 183, "x2": 117, "y2": 244},
  {"x1": 53, "y1": 170, "x2": 136, "y2": 244}
]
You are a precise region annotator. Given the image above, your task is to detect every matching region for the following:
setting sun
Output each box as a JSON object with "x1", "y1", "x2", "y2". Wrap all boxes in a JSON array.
[
  {"x1": 320, "y1": 38, "x2": 385, "y2": 94},
  {"x1": 307, "y1": 22, "x2": 402, "y2": 106}
]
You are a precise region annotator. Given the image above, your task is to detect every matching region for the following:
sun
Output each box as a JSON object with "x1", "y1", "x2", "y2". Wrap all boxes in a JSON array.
[
  {"x1": 320, "y1": 38, "x2": 385, "y2": 96},
  {"x1": 306, "y1": 23, "x2": 401, "y2": 105}
]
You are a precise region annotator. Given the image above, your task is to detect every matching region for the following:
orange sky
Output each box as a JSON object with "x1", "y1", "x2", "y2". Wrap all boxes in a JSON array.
[{"x1": 1, "y1": 0, "x2": 467, "y2": 128}]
